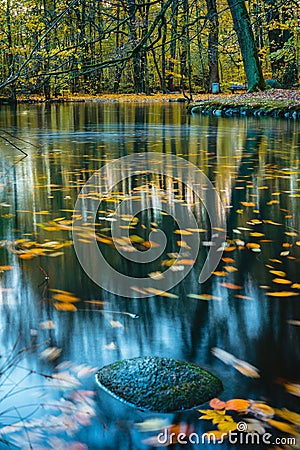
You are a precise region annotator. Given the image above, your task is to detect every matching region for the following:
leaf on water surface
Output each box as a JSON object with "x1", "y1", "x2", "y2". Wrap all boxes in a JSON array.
[
  {"x1": 269, "y1": 270, "x2": 286, "y2": 277},
  {"x1": 175, "y1": 259, "x2": 195, "y2": 266},
  {"x1": 174, "y1": 229, "x2": 193, "y2": 235},
  {"x1": 209, "y1": 398, "x2": 226, "y2": 410},
  {"x1": 198, "y1": 409, "x2": 226, "y2": 420},
  {"x1": 148, "y1": 271, "x2": 164, "y2": 280},
  {"x1": 223, "y1": 246, "x2": 236, "y2": 252},
  {"x1": 267, "y1": 419, "x2": 298, "y2": 435},
  {"x1": 222, "y1": 257, "x2": 235, "y2": 263},
  {"x1": 291, "y1": 283, "x2": 300, "y2": 289},
  {"x1": 177, "y1": 240, "x2": 191, "y2": 249},
  {"x1": 211, "y1": 348, "x2": 237, "y2": 365},
  {"x1": 51, "y1": 372, "x2": 81, "y2": 388},
  {"x1": 249, "y1": 402, "x2": 274, "y2": 418},
  {"x1": 233, "y1": 362, "x2": 260, "y2": 378},
  {"x1": 244, "y1": 418, "x2": 266, "y2": 434},
  {"x1": 284, "y1": 382, "x2": 300, "y2": 397},
  {"x1": 246, "y1": 242, "x2": 260, "y2": 249},
  {"x1": 187, "y1": 294, "x2": 222, "y2": 301},
  {"x1": 240, "y1": 202, "x2": 256, "y2": 207},
  {"x1": 287, "y1": 319, "x2": 300, "y2": 326},
  {"x1": 266, "y1": 291, "x2": 298, "y2": 297},
  {"x1": 40, "y1": 347, "x2": 62, "y2": 361},
  {"x1": 52, "y1": 293, "x2": 80, "y2": 303},
  {"x1": 212, "y1": 348, "x2": 260, "y2": 378},
  {"x1": 224, "y1": 266, "x2": 238, "y2": 273},
  {"x1": 145, "y1": 288, "x2": 178, "y2": 298},
  {"x1": 234, "y1": 294, "x2": 253, "y2": 300},
  {"x1": 274, "y1": 408, "x2": 300, "y2": 426},
  {"x1": 49, "y1": 251, "x2": 65, "y2": 257},
  {"x1": 54, "y1": 302, "x2": 77, "y2": 311},
  {"x1": 84, "y1": 300, "x2": 107, "y2": 305},
  {"x1": 272, "y1": 278, "x2": 292, "y2": 285},
  {"x1": 0, "y1": 265, "x2": 13, "y2": 271},
  {"x1": 212, "y1": 271, "x2": 227, "y2": 276},
  {"x1": 217, "y1": 421, "x2": 237, "y2": 432},
  {"x1": 219, "y1": 282, "x2": 242, "y2": 290},
  {"x1": 135, "y1": 417, "x2": 170, "y2": 432},
  {"x1": 225, "y1": 399, "x2": 250, "y2": 411},
  {"x1": 129, "y1": 235, "x2": 144, "y2": 243}
]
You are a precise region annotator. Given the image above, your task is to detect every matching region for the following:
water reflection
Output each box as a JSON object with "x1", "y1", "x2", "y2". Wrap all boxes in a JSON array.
[{"x1": 0, "y1": 103, "x2": 299, "y2": 448}]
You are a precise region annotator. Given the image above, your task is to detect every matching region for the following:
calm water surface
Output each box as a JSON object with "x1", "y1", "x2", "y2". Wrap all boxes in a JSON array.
[{"x1": 0, "y1": 103, "x2": 299, "y2": 449}]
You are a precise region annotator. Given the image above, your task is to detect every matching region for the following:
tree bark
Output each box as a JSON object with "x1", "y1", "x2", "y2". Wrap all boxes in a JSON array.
[
  {"x1": 227, "y1": 0, "x2": 265, "y2": 91},
  {"x1": 206, "y1": 0, "x2": 219, "y2": 92}
]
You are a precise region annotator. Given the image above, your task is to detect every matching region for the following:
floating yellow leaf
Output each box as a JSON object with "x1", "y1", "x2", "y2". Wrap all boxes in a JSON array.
[
  {"x1": 52, "y1": 293, "x2": 80, "y2": 303},
  {"x1": 234, "y1": 294, "x2": 253, "y2": 300},
  {"x1": 269, "y1": 270, "x2": 286, "y2": 277},
  {"x1": 54, "y1": 302, "x2": 77, "y2": 311},
  {"x1": 145, "y1": 288, "x2": 178, "y2": 298},
  {"x1": 250, "y1": 232, "x2": 264, "y2": 237},
  {"x1": 272, "y1": 278, "x2": 292, "y2": 285},
  {"x1": 223, "y1": 246, "x2": 236, "y2": 252},
  {"x1": 246, "y1": 242, "x2": 260, "y2": 249},
  {"x1": 267, "y1": 419, "x2": 298, "y2": 435},
  {"x1": 291, "y1": 283, "x2": 300, "y2": 289},
  {"x1": 250, "y1": 402, "x2": 274, "y2": 418},
  {"x1": 130, "y1": 235, "x2": 144, "y2": 243},
  {"x1": 220, "y1": 282, "x2": 242, "y2": 290},
  {"x1": 222, "y1": 257, "x2": 235, "y2": 263},
  {"x1": 224, "y1": 266, "x2": 238, "y2": 273},
  {"x1": 274, "y1": 408, "x2": 300, "y2": 426},
  {"x1": 18, "y1": 253, "x2": 35, "y2": 260},
  {"x1": 217, "y1": 421, "x2": 237, "y2": 432},
  {"x1": 240, "y1": 202, "x2": 256, "y2": 207},
  {"x1": 284, "y1": 382, "x2": 300, "y2": 397},
  {"x1": 266, "y1": 291, "x2": 298, "y2": 297},
  {"x1": 174, "y1": 230, "x2": 192, "y2": 235},
  {"x1": 187, "y1": 294, "x2": 222, "y2": 301},
  {"x1": 176, "y1": 259, "x2": 195, "y2": 265},
  {"x1": 213, "y1": 271, "x2": 227, "y2": 276},
  {"x1": 0, "y1": 266, "x2": 13, "y2": 271},
  {"x1": 232, "y1": 362, "x2": 260, "y2": 378}
]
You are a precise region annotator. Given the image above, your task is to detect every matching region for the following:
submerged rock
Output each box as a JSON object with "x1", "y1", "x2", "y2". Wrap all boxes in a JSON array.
[{"x1": 96, "y1": 356, "x2": 223, "y2": 413}]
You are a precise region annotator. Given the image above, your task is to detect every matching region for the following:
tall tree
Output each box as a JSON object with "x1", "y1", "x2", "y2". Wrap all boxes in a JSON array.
[
  {"x1": 205, "y1": 0, "x2": 219, "y2": 91},
  {"x1": 227, "y1": 0, "x2": 265, "y2": 91}
]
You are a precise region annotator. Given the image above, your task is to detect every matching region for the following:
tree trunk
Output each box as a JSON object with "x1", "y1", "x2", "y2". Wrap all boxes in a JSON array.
[
  {"x1": 206, "y1": 0, "x2": 219, "y2": 92},
  {"x1": 167, "y1": 0, "x2": 178, "y2": 91},
  {"x1": 227, "y1": 0, "x2": 265, "y2": 91}
]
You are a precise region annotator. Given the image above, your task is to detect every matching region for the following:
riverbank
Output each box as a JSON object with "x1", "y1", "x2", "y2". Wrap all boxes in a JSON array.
[
  {"x1": 1, "y1": 90, "x2": 300, "y2": 118},
  {"x1": 187, "y1": 90, "x2": 300, "y2": 119}
]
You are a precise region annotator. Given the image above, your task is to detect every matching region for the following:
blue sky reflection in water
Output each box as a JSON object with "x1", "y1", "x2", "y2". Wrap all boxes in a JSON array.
[{"x1": 0, "y1": 102, "x2": 299, "y2": 449}]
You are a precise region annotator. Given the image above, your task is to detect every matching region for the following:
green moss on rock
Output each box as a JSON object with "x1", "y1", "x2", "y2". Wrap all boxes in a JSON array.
[{"x1": 96, "y1": 356, "x2": 223, "y2": 412}]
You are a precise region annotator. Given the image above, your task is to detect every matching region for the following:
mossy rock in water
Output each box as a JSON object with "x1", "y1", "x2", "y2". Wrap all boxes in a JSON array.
[{"x1": 96, "y1": 356, "x2": 223, "y2": 412}]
